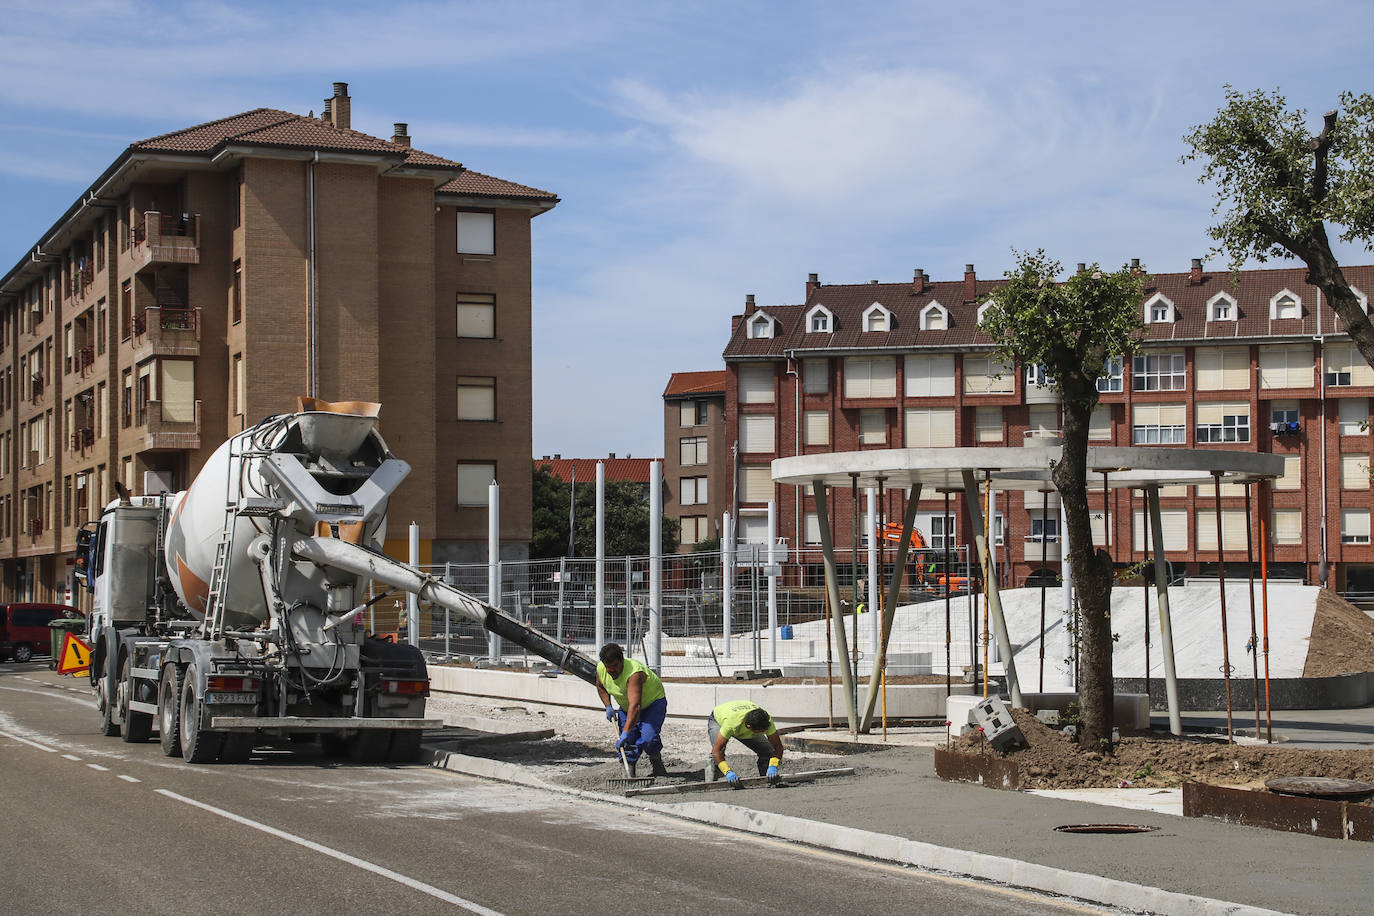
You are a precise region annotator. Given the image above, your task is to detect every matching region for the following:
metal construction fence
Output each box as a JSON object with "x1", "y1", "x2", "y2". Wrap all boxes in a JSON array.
[{"x1": 386, "y1": 545, "x2": 1000, "y2": 677}]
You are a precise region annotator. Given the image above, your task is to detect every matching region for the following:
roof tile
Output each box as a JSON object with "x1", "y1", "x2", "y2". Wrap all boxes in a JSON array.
[{"x1": 664, "y1": 370, "x2": 729, "y2": 397}]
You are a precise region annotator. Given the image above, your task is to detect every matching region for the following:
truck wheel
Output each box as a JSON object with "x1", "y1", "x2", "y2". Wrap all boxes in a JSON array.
[
  {"x1": 159, "y1": 665, "x2": 183, "y2": 757},
  {"x1": 120, "y1": 654, "x2": 152, "y2": 743},
  {"x1": 179, "y1": 665, "x2": 222, "y2": 764},
  {"x1": 387, "y1": 730, "x2": 422, "y2": 763},
  {"x1": 95, "y1": 662, "x2": 120, "y2": 738},
  {"x1": 348, "y1": 731, "x2": 388, "y2": 764},
  {"x1": 220, "y1": 734, "x2": 253, "y2": 764},
  {"x1": 319, "y1": 734, "x2": 348, "y2": 758},
  {"x1": 13, "y1": 643, "x2": 32, "y2": 663}
]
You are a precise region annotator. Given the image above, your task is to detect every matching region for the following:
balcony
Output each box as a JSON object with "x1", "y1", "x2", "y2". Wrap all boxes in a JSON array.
[
  {"x1": 1023, "y1": 536, "x2": 1062, "y2": 562},
  {"x1": 130, "y1": 211, "x2": 200, "y2": 269},
  {"x1": 1269, "y1": 421, "x2": 1301, "y2": 437},
  {"x1": 132, "y1": 306, "x2": 201, "y2": 359},
  {"x1": 29, "y1": 377, "x2": 44, "y2": 404},
  {"x1": 71, "y1": 426, "x2": 94, "y2": 453},
  {"x1": 76, "y1": 345, "x2": 95, "y2": 376},
  {"x1": 134, "y1": 398, "x2": 201, "y2": 452}
]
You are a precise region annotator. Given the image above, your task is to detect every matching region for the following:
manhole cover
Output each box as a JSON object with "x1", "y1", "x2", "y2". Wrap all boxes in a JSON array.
[
  {"x1": 1265, "y1": 776, "x2": 1374, "y2": 799},
  {"x1": 1054, "y1": 824, "x2": 1158, "y2": 834}
]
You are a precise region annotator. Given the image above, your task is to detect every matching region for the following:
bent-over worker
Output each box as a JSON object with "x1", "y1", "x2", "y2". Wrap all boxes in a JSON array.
[
  {"x1": 595, "y1": 643, "x2": 668, "y2": 777},
  {"x1": 708, "y1": 700, "x2": 784, "y2": 788}
]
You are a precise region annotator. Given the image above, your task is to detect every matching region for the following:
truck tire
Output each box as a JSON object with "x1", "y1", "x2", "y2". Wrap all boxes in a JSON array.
[
  {"x1": 120, "y1": 654, "x2": 153, "y2": 743},
  {"x1": 319, "y1": 734, "x2": 349, "y2": 758},
  {"x1": 159, "y1": 665, "x2": 183, "y2": 758},
  {"x1": 387, "y1": 729, "x2": 422, "y2": 763},
  {"x1": 95, "y1": 653, "x2": 120, "y2": 738},
  {"x1": 220, "y1": 734, "x2": 253, "y2": 764},
  {"x1": 179, "y1": 664, "x2": 222, "y2": 764},
  {"x1": 348, "y1": 730, "x2": 388, "y2": 764}
]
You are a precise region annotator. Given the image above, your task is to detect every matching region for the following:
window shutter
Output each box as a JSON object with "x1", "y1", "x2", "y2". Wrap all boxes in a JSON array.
[
  {"x1": 738, "y1": 364, "x2": 774, "y2": 404},
  {"x1": 1025, "y1": 490, "x2": 1061, "y2": 510},
  {"x1": 850, "y1": 357, "x2": 897, "y2": 397},
  {"x1": 1273, "y1": 509, "x2": 1303, "y2": 545},
  {"x1": 680, "y1": 401, "x2": 696, "y2": 427},
  {"x1": 905, "y1": 354, "x2": 954, "y2": 397},
  {"x1": 1027, "y1": 405, "x2": 1058, "y2": 437},
  {"x1": 1090, "y1": 510, "x2": 1110, "y2": 546},
  {"x1": 1134, "y1": 508, "x2": 1188, "y2": 551},
  {"x1": 740, "y1": 414, "x2": 775, "y2": 453},
  {"x1": 1274, "y1": 455, "x2": 1301, "y2": 490},
  {"x1": 1221, "y1": 348, "x2": 1248, "y2": 388},
  {"x1": 804, "y1": 512, "x2": 821, "y2": 545},
  {"x1": 457, "y1": 463, "x2": 495, "y2": 506},
  {"x1": 1088, "y1": 405, "x2": 1111, "y2": 441},
  {"x1": 804, "y1": 410, "x2": 829, "y2": 446},
  {"x1": 738, "y1": 514, "x2": 768, "y2": 545},
  {"x1": 1340, "y1": 399, "x2": 1369, "y2": 435},
  {"x1": 1195, "y1": 403, "x2": 1223, "y2": 425},
  {"x1": 742, "y1": 467, "x2": 773, "y2": 503},
  {"x1": 905, "y1": 408, "x2": 954, "y2": 447},
  {"x1": 859, "y1": 409, "x2": 886, "y2": 444},
  {"x1": 1355, "y1": 347, "x2": 1374, "y2": 386},
  {"x1": 1195, "y1": 348, "x2": 1223, "y2": 390},
  {"x1": 976, "y1": 406, "x2": 1002, "y2": 443},
  {"x1": 1197, "y1": 509, "x2": 1246, "y2": 550},
  {"x1": 802, "y1": 358, "x2": 828, "y2": 394},
  {"x1": 160, "y1": 360, "x2": 195, "y2": 423},
  {"x1": 1342, "y1": 453, "x2": 1369, "y2": 489},
  {"x1": 1342, "y1": 508, "x2": 1371, "y2": 541}
]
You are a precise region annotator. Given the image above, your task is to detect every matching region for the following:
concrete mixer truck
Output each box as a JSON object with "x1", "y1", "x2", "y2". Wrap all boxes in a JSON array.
[{"x1": 77, "y1": 399, "x2": 598, "y2": 765}]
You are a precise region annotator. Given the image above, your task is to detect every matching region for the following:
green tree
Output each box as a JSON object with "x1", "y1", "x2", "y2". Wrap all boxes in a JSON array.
[
  {"x1": 530, "y1": 464, "x2": 679, "y2": 559},
  {"x1": 1183, "y1": 87, "x2": 1374, "y2": 367},
  {"x1": 979, "y1": 251, "x2": 1147, "y2": 750}
]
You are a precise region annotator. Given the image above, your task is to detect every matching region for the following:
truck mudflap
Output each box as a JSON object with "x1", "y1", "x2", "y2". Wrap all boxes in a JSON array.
[{"x1": 209, "y1": 716, "x2": 442, "y2": 731}]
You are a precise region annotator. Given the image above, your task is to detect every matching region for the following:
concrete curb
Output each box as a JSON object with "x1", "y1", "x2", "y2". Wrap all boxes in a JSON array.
[{"x1": 421, "y1": 745, "x2": 1280, "y2": 916}]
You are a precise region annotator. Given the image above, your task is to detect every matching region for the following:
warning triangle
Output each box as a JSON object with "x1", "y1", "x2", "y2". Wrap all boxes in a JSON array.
[{"x1": 56, "y1": 632, "x2": 92, "y2": 676}]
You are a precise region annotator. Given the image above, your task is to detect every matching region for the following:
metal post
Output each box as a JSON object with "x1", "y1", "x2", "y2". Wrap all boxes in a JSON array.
[
  {"x1": 962, "y1": 469, "x2": 1021, "y2": 706},
  {"x1": 1258, "y1": 479, "x2": 1273, "y2": 742},
  {"x1": 487, "y1": 485, "x2": 499, "y2": 662},
  {"x1": 1212, "y1": 472, "x2": 1235, "y2": 742},
  {"x1": 444, "y1": 561, "x2": 452, "y2": 659},
  {"x1": 556, "y1": 557, "x2": 566, "y2": 647},
  {"x1": 849, "y1": 473, "x2": 860, "y2": 716},
  {"x1": 1244, "y1": 481, "x2": 1260, "y2": 735},
  {"x1": 866, "y1": 486, "x2": 878, "y2": 654},
  {"x1": 859, "y1": 483, "x2": 920, "y2": 731},
  {"x1": 722, "y1": 510, "x2": 733, "y2": 658},
  {"x1": 408, "y1": 521, "x2": 420, "y2": 648},
  {"x1": 944, "y1": 489, "x2": 952, "y2": 697},
  {"x1": 813, "y1": 478, "x2": 858, "y2": 732},
  {"x1": 650, "y1": 459, "x2": 662, "y2": 669},
  {"x1": 595, "y1": 462, "x2": 605, "y2": 652},
  {"x1": 1147, "y1": 485, "x2": 1182, "y2": 735},
  {"x1": 768, "y1": 500, "x2": 778, "y2": 664},
  {"x1": 625, "y1": 555, "x2": 632, "y2": 651},
  {"x1": 1141, "y1": 491, "x2": 1151, "y2": 698},
  {"x1": 1039, "y1": 490, "x2": 1049, "y2": 693}
]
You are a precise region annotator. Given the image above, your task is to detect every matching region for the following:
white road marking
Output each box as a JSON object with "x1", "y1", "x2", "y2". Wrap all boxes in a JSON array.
[
  {"x1": 156, "y1": 789, "x2": 507, "y2": 915},
  {"x1": 118, "y1": 774, "x2": 140, "y2": 783},
  {"x1": 0, "y1": 683, "x2": 97, "y2": 708},
  {"x1": 0, "y1": 729, "x2": 58, "y2": 753},
  {"x1": 86, "y1": 763, "x2": 110, "y2": 772},
  {"x1": 62, "y1": 754, "x2": 82, "y2": 761}
]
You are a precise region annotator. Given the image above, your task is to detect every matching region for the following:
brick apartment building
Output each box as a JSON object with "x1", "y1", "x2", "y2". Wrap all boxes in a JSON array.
[
  {"x1": 714, "y1": 261, "x2": 1374, "y2": 591},
  {"x1": 536, "y1": 455, "x2": 657, "y2": 496},
  {"x1": 0, "y1": 82, "x2": 557, "y2": 603},
  {"x1": 661, "y1": 370, "x2": 728, "y2": 551}
]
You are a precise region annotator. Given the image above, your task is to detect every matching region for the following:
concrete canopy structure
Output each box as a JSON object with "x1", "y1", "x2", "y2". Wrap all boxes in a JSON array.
[{"x1": 773, "y1": 443, "x2": 1284, "y2": 735}]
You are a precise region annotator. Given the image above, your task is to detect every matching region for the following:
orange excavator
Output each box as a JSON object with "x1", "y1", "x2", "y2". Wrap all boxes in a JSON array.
[{"x1": 878, "y1": 522, "x2": 971, "y2": 593}]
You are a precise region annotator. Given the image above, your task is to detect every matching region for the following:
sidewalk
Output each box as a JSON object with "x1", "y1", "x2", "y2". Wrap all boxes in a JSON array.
[{"x1": 423, "y1": 710, "x2": 1374, "y2": 916}]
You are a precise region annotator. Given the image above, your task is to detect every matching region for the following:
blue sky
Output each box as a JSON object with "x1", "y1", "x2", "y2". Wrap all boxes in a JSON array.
[{"x1": 2, "y1": 1, "x2": 1372, "y2": 458}]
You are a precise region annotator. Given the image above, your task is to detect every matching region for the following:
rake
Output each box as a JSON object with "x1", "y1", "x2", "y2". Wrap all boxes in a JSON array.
[{"x1": 607, "y1": 720, "x2": 654, "y2": 789}]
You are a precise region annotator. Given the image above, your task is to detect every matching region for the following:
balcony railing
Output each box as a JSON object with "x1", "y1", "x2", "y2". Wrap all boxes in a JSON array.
[
  {"x1": 71, "y1": 427, "x2": 94, "y2": 451},
  {"x1": 77, "y1": 345, "x2": 95, "y2": 375},
  {"x1": 27, "y1": 518, "x2": 42, "y2": 537},
  {"x1": 30, "y1": 377, "x2": 43, "y2": 403},
  {"x1": 131, "y1": 211, "x2": 200, "y2": 266}
]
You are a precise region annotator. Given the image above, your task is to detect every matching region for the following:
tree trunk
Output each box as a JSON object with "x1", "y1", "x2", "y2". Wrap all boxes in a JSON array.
[
  {"x1": 1299, "y1": 231, "x2": 1374, "y2": 371},
  {"x1": 1053, "y1": 394, "x2": 1116, "y2": 750}
]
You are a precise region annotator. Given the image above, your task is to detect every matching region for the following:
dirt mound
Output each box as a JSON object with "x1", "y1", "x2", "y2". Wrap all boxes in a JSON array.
[
  {"x1": 954, "y1": 708, "x2": 1374, "y2": 795},
  {"x1": 1303, "y1": 590, "x2": 1374, "y2": 677}
]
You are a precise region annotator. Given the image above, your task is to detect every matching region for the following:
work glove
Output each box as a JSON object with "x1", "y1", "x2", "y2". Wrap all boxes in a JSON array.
[
  {"x1": 766, "y1": 757, "x2": 780, "y2": 784},
  {"x1": 605, "y1": 704, "x2": 617, "y2": 722},
  {"x1": 616, "y1": 731, "x2": 631, "y2": 749},
  {"x1": 725, "y1": 770, "x2": 740, "y2": 787}
]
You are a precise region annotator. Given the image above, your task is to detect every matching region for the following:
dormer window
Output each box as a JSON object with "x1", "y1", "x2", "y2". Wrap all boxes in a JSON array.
[
  {"x1": 748, "y1": 311, "x2": 775, "y2": 339},
  {"x1": 1025, "y1": 364, "x2": 1055, "y2": 388},
  {"x1": 862, "y1": 303, "x2": 890, "y2": 333},
  {"x1": 1270, "y1": 290, "x2": 1301, "y2": 320},
  {"x1": 1144, "y1": 292, "x2": 1175, "y2": 324},
  {"x1": 1207, "y1": 292, "x2": 1238, "y2": 322},
  {"x1": 976, "y1": 301, "x2": 996, "y2": 325},
  {"x1": 805, "y1": 305, "x2": 834, "y2": 334},
  {"x1": 920, "y1": 301, "x2": 948, "y2": 331}
]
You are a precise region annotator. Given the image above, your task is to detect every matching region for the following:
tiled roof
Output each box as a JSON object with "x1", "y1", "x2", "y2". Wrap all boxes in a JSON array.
[
  {"x1": 537, "y1": 458, "x2": 656, "y2": 484},
  {"x1": 664, "y1": 370, "x2": 729, "y2": 397},
  {"x1": 438, "y1": 169, "x2": 558, "y2": 201},
  {"x1": 722, "y1": 265, "x2": 1374, "y2": 358}
]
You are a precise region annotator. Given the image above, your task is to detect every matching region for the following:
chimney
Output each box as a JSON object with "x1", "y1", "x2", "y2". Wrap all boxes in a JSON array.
[
  {"x1": 609, "y1": 452, "x2": 616, "y2": 459},
  {"x1": 553, "y1": 453, "x2": 561, "y2": 460},
  {"x1": 329, "y1": 81, "x2": 350, "y2": 130},
  {"x1": 391, "y1": 122, "x2": 411, "y2": 148},
  {"x1": 1076, "y1": 262, "x2": 1086, "y2": 274},
  {"x1": 321, "y1": 98, "x2": 332, "y2": 122},
  {"x1": 1190, "y1": 257, "x2": 1203, "y2": 285},
  {"x1": 912, "y1": 268, "x2": 925, "y2": 295},
  {"x1": 1130, "y1": 257, "x2": 1141, "y2": 274},
  {"x1": 963, "y1": 264, "x2": 976, "y2": 302},
  {"x1": 805, "y1": 272, "x2": 819, "y2": 298},
  {"x1": 745, "y1": 293, "x2": 756, "y2": 313}
]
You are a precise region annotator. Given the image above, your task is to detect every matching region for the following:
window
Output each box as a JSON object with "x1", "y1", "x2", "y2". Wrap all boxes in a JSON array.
[
  {"x1": 120, "y1": 369, "x2": 132, "y2": 428},
  {"x1": 1258, "y1": 345, "x2": 1314, "y2": 389},
  {"x1": 806, "y1": 306, "x2": 833, "y2": 333},
  {"x1": 1195, "y1": 402, "x2": 1250, "y2": 443},
  {"x1": 1274, "y1": 455, "x2": 1301, "y2": 490},
  {"x1": 679, "y1": 399, "x2": 709, "y2": 427},
  {"x1": 1132, "y1": 403, "x2": 1186, "y2": 444},
  {"x1": 231, "y1": 260, "x2": 242, "y2": 324},
  {"x1": 919, "y1": 302, "x2": 947, "y2": 330},
  {"x1": 748, "y1": 313, "x2": 774, "y2": 339},
  {"x1": 1341, "y1": 508, "x2": 1370, "y2": 544},
  {"x1": 1196, "y1": 509, "x2": 1248, "y2": 551},
  {"x1": 738, "y1": 364, "x2": 775, "y2": 403},
  {"x1": 1089, "y1": 510, "x2": 1111, "y2": 546},
  {"x1": 1326, "y1": 343, "x2": 1374, "y2": 387},
  {"x1": 456, "y1": 376, "x2": 496, "y2": 421},
  {"x1": 1132, "y1": 351, "x2": 1186, "y2": 391},
  {"x1": 804, "y1": 410, "x2": 829, "y2": 446},
  {"x1": 457, "y1": 462, "x2": 496, "y2": 506},
  {"x1": 456, "y1": 211, "x2": 495, "y2": 255},
  {"x1": 804, "y1": 512, "x2": 822, "y2": 546},
  {"x1": 928, "y1": 514, "x2": 956, "y2": 550},
  {"x1": 1207, "y1": 292, "x2": 1237, "y2": 322},
  {"x1": 1195, "y1": 347, "x2": 1249, "y2": 390},
  {"x1": 740, "y1": 414, "x2": 775, "y2": 453},
  {"x1": 679, "y1": 436, "x2": 708, "y2": 466},
  {"x1": 741, "y1": 466, "x2": 773, "y2": 503},
  {"x1": 802, "y1": 358, "x2": 828, "y2": 394},
  {"x1": 1340, "y1": 399, "x2": 1369, "y2": 436},
  {"x1": 1024, "y1": 364, "x2": 1054, "y2": 389},
  {"x1": 96, "y1": 301, "x2": 106, "y2": 355},
  {"x1": 1097, "y1": 356, "x2": 1124, "y2": 392},
  {"x1": 962, "y1": 355, "x2": 1014, "y2": 394},
  {"x1": 1088, "y1": 405, "x2": 1112, "y2": 441},
  {"x1": 680, "y1": 516, "x2": 708, "y2": 545},
  {"x1": 120, "y1": 281, "x2": 132, "y2": 340},
  {"x1": 1028, "y1": 516, "x2": 1059, "y2": 542},
  {"x1": 737, "y1": 513, "x2": 769, "y2": 545},
  {"x1": 975, "y1": 406, "x2": 1002, "y2": 443},
  {"x1": 231, "y1": 355, "x2": 243, "y2": 416},
  {"x1": 904, "y1": 354, "x2": 955, "y2": 397},
  {"x1": 161, "y1": 360, "x2": 195, "y2": 423},
  {"x1": 1133, "y1": 508, "x2": 1188, "y2": 551},
  {"x1": 859, "y1": 409, "x2": 886, "y2": 445},
  {"x1": 1027, "y1": 405, "x2": 1059, "y2": 438},
  {"x1": 1144, "y1": 293, "x2": 1175, "y2": 324},
  {"x1": 456, "y1": 292, "x2": 495, "y2": 338},
  {"x1": 1341, "y1": 453, "x2": 1369, "y2": 489},
  {"x1": 1270, "y1": 400, "x2": 1300, "y2": 435},
  {"x1": 862, "y1": 304, "x2": 890, "y2": 332},
  {"x1": 843, "y1": 356, "x2": 896, "y2": 398},
  {"x1": 904, "y1": 407, "x2": 955, "y2": 447},
  {"x1": 1270, "y1": 290, "x2": 1301, "y2": 320},
  {"x1": 1272, "y1": 509, "x2": 1303, "y2": 545},
  {"x1": 680, "y1": 477, "x2": 708, "y2": 506}
]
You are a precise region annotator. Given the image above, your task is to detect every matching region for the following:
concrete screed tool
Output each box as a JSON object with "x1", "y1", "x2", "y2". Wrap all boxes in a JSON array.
[{"x1": 608, "y1": 718, "x2": 654, "y2": 789}]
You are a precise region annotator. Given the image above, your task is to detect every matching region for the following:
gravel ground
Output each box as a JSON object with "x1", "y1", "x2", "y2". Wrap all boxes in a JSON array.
[{"x1": 423, "y1": 692, "x2": 860, "y2": 794}]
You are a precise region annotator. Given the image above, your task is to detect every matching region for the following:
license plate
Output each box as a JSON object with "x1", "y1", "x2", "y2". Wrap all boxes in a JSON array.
[{"x1": 205, "y1": 692, "x2": 256, "y2": 704}]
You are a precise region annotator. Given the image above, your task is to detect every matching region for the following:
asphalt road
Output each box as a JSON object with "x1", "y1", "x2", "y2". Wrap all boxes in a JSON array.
[{"x1": 0, "y1": 662, "x2": 1103, "y2": 916}]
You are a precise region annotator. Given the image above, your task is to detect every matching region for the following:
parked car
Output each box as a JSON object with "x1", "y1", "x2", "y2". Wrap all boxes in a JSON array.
[{"x1": 0, "y1": 603, "x2": 84, "y2": 663}]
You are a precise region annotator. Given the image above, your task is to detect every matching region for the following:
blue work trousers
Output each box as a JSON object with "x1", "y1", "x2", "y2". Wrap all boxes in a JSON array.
[{"x1": 615, "y1": 697, "x2": 667, "y2": 764}]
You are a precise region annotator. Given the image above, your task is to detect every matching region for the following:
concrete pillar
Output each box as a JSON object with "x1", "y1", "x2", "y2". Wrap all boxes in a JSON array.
[
  {"x1": 963, "y1": 470, "x2": 1021, "y2": 706},
  {"x1": 813, "y1": 479, "x2": 857, "y2": 732},
  {"x1": 1147, "y1": 485, "x2": 1183, "y2": 735}
]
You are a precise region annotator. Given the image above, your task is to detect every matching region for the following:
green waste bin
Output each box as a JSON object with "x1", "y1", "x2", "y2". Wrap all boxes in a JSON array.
[{"x1": 48, "y1": 617, "x2": 87, "y2": 670}]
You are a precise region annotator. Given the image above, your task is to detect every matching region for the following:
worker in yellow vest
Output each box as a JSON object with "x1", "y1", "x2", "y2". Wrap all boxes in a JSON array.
[
  {"x1": 708, "y1": 699, "x2": 784, "y2": 787},
  {"x1": 595, "y1": 643, "x2": 668, "y2": 777}
]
